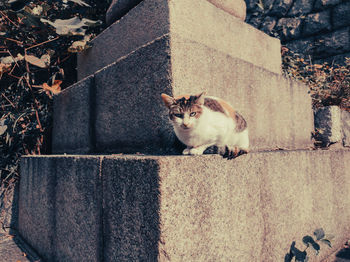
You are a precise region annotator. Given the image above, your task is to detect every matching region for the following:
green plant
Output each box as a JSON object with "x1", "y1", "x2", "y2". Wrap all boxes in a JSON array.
[{"x1": 285, "y1": 228, "x2": 334, "y2": 262}]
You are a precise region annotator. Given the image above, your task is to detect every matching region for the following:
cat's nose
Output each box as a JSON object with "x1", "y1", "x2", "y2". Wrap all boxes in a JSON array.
[{"x1": 182, "y1": 123, "x2": 190, "y2": 129}]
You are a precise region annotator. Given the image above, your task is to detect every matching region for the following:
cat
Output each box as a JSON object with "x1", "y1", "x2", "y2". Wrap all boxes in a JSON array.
[{"x1": 161, "y1": 92, "x2": 249, "y2": 159}]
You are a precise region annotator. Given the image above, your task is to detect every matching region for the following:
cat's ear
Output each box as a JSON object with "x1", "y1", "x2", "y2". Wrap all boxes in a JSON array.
[
  {"x1": 195, "y1": 92, "x2": 206, "y2": 105},
  {"x1": 161, "y1": 93, "x2": 176, "y2": 108}
]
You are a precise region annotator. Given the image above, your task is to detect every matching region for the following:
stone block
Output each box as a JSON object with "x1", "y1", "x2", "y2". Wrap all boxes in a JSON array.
[
  {"x1": 314, "y1": 106, "x2": 342, "y2": 146},
  {"x1": 18, "y1": 150, "x2": 350, "y2": 261},
  {"x1": 106, "y1": 0, "x2": 143, "y2": 25},
  {"x1": 94, "y1": 36, "x2": 175, "y2": 154},
  {"x1": 313, "y1": 29, "x2": 350, "y2": 58},
  {"x1": 260, "y1": 16, "x2": 277, "y2": 34},
  {"x1": 276, "y1": 17, "x2": 303, "y2": 40},
  {"x1": 246, "y1": 13, "x2": 263, "y2": 28},
  {"x1": 314, "y1": 0, "x2": 341, "y2": 9},
  {"x1": 332, "y1": 2, "x2": 350, "y2": 29},
  {"x1": 77, "y1": 0, "x2": 282, "y2": 80},
  {"x1": 244, "y1": 0, "x2": 258, "y2": 11},
  {"x1": 206, "y1": 0, "x2": 247, "y2": 21},
  {"x1": 54, "y1": 33, "x2": 313, "y2": 154},
  {"x1": 90, "y1": 34, "x2": 313, "y2": 153},
  {"x1": 102, "y1": 157, "x2": 161, "y2": 261},
  {"x1": 303, "y1": 10, "x2": 331, "y2": 36},
  {"x1": 314, "y1": 52, "x2": 350, "y2": 65},
  {"x1": 287, "y1": 0, "x2": 314, "y2": 16},
  {"x1": 342, "y1": 110, "x2": 350, "y2": 147},
  {"x1": 285, "y1": 37, "x2": 315, "y2": 56},
  {"x1": 52, "y1": 76, "x2": 94, "y2": 154},
  {"x1": 18, "y1": 156, "x2": 102, "y2": 262},
  {"x1": 269, "y1": 0, "x2": 293, "y2": 16}
]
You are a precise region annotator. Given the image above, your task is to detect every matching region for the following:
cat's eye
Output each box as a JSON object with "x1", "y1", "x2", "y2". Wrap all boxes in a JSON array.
[
  {"x1": 190, "y1": 112, "x2": 197, "y2": 117},
  {"x1": 174, "y1": 113, "x2": 183, "y2": 118}
]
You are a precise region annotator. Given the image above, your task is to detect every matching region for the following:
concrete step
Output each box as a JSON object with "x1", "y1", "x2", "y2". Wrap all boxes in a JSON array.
[
  {"x1": 18, "y1": 149, "x2": 350, "y2": 261},
  {"x1": 77, "y1": 0, "x2": 282, "y2": 80},
  {"x1": 53, "y1": 35, "x2": 313, "y2": 154}
]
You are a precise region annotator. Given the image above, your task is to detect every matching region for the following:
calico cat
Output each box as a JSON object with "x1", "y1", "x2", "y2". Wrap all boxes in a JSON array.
[{"x1": 161, "y1": 92, "x2": 249, "y2": 159}]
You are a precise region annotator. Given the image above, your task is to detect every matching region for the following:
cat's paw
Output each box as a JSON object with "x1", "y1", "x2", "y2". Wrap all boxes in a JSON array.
[
  {"x1": 222, "y1": 146, "x2": 248, "y2": 160},
  {"x1": 189, "y1": 147, "x2": 205, "y2": 155},
  {"x1": 182, "y1": 148, "x2": 191, "y2": 155}
]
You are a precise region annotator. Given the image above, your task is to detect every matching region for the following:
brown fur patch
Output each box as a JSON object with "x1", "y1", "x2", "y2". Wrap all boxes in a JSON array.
[
  {"x1": 217, "y1": 99, "x2": 236, "y2": 119},
  {"x1": 235, "y1": 112, "x2": 247, "y2": 132},
  {"x1": 204, "y1": 98, "x2": 225, "y2": 114}
]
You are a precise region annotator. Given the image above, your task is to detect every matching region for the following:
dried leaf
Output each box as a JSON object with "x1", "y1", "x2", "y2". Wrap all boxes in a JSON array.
[
  {"x1": 68, "y1": 35, "x2": 92, "y2": 53},
  {"x1": 68, "y1": 40, "x2": 91, "y2": 52},
  {"x1": 1, "y1": 56, "x2": 15, "y2": 64},
  {"x1": 0, "y1": 63, "x2": 12, "y2": 74},
  {"x1": 0, "y1": 120, "x2": 7, "y2": 136},
  {"x1": 40, "y1": 17, "x2": 101, "y2": 36},
  {"x1": 31, "y1": 5, "x2": 43, "y2": 16},
  {"x1": 67, "y1": 0, "x2": 90, "y2": 7},
  {"x1": 313, "y1": 64, "x2": 323, "y2": 69},
  {"x1": 25, "y1": 54, "x2": 50, "y2": 68},
  {"x1": 39, "y1": 80, "x2": 62, "y2": 98}
]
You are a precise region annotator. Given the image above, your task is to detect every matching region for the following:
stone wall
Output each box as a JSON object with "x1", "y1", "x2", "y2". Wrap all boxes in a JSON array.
[{"x1": 245, "y1": 0, "x2": 350, "y2": 64}]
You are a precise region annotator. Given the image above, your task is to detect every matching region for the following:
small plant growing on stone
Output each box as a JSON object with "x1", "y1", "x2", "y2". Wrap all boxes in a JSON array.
[{"x1": 284, "y1": 228, "x2": 334, "y2": 262}]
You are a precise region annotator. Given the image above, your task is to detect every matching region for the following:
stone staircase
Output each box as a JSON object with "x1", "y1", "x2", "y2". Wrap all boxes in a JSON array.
[{"x1": 17, "y1": 0, "x2": 350, "y2": 261}]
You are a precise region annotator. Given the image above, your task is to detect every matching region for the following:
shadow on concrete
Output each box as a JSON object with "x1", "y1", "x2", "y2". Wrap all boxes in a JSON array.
[
  {"x1": 102, "y1": 157, "x2": 162, "y2": 261},
  {"x1": 0, "y1": 181, "x2": 42, "y2": 261}
]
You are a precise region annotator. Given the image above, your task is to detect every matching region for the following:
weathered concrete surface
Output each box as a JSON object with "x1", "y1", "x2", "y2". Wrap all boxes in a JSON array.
[
  {"x1": 18, "y1": 150, "x2": 350, "y2": 261},
  {"x1": 54, "y1": 34, "x2": 312, "y2": 154},
  {"x1": 106, "y1": 0, "x2": 143, "y2": 25},
  {"x1": 207, "y1": 0, "x2": 247, "y2": 20},
  {"x1": 52, "y1": 76, "x2": 94, "y2": 154},
  {"x1": 106, "y1": 0, "x2": 247, "y2": 26},
  {"x1": 314, "y1": 106, "x2": 350, "y2": 147},
  {"x1": 78, "y1": 0, "x2": 281, "y2": 80},
  {"x1": 342, "y1": 110, "x2": 350, "y2": 147},
  {"x1": 18, "y1": 156, "x2": 102, "y2": 262}
]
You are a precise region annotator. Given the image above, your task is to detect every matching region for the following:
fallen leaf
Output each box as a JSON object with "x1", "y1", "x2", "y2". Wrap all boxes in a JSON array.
[
  {"x1": 40, "y1": 17, "x2": 101, "y2": 35},
  {"x1": 25, "y1": 54, "x2": 50, "y2": 68},
  {"x1": 0, "y1": 56, "x2": 16, "y2": 64},
  {"x1": 0, "y1": 63, "x2": 11, "y2": 74},
  {"x1": 67, "y1": 0, "x2": 90, "y2": 7},
  {"x1": 39, "y1": 80, "x2": 62, "y2": 98},
  {"x1": 0, "y1": 125, "x2": 7, "y2": 136},
  {"x1": 31, "y1": 5, "x2": 43, "y2": 16},
  {"x1": 68, "y1": 35, "x2": 92, "y2": 52}
]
